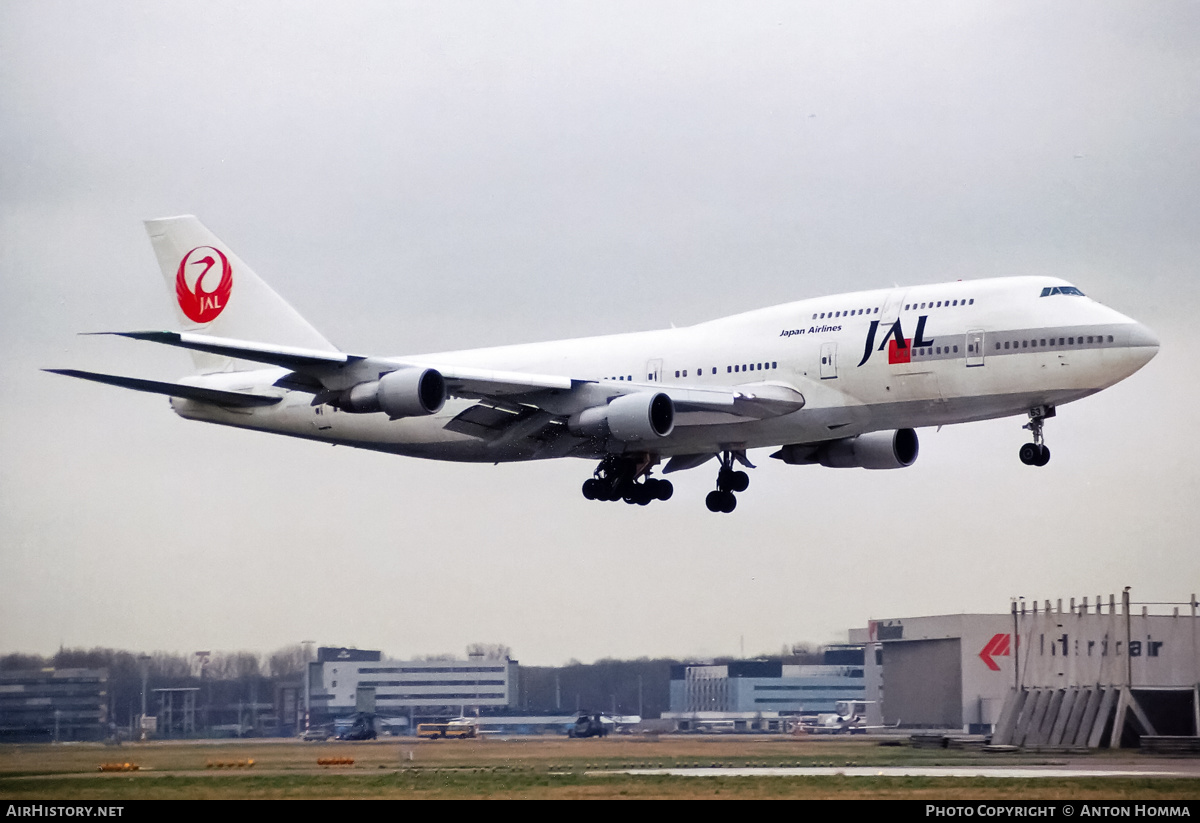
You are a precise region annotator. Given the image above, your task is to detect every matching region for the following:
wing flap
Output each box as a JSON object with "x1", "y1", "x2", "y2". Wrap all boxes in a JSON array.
[{"x1": 443, "y1": 403, "x2": 523, "y2": 439}]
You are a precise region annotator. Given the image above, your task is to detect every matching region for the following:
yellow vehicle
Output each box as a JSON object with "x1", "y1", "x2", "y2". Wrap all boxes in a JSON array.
[{"x1": 417, "y1": 721, "x2": 477, "y2": 740}]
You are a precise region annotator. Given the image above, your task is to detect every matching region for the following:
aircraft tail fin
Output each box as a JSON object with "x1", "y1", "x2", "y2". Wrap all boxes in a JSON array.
[{"x1": 144, "y1": 215, "x2": 336, "y2": 373}]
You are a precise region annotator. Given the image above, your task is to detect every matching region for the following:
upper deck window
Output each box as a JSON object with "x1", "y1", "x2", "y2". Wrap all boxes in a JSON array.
[{"x1": 1040, "y1": 286, "x2": 1086, "y2": 297}]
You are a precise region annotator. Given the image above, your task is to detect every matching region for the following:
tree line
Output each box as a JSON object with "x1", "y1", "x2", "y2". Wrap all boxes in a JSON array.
[{"x1": 1, "y1": 642, "x2": 830, "y2": 728}]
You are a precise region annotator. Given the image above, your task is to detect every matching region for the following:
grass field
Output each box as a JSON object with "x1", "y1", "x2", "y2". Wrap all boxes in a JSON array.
[{"x1": 2, "y1": 736, "x2": 1198, "y2": 800}]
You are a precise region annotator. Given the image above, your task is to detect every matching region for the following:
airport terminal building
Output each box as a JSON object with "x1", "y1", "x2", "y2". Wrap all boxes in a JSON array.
[
  {"x1": 664, "y1": 648, "x2": 865, "y2": 731},
  {"x1": 306, "y1": 647, "x2": 519, "y2": 728},
  {"x1": 0, "y1": 668, "x2": 108, "y2": 742}
]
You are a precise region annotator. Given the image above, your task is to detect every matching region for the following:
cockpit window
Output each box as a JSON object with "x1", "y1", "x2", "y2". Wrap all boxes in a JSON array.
[{"x1": 1040, "y1": 286, "x2": 1086, "y2": 297}]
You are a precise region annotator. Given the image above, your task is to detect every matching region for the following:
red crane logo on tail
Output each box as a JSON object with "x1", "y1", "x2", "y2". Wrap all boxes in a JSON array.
[{"x1": 176, "y1": 246, "x2": 232, "y2": 323}]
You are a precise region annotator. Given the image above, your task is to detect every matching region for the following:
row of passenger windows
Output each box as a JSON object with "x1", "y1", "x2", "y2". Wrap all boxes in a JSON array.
[
  {"x1": 909, "y1": 333, "x2": 1113, "y2": 357},
  {"x1": 905, "y1": 298, "x2": 974, "y2": 311},
  {"x1": 604, "y1": 330, "x2": 1112, "y2": 382},
  {"x1": 606, "y1": 361, "x2": 781, "y2": 382},
  {"x1": 814, "y1": 307, "x2": 878, "y2": 320},
  {"x1": 998, "y1": 335, "x2": 1113, "y2": 350},
  {"x1": 811, "y1": 297, "x2": 976, "y2": 321},
  {"x1": 673, "y1": 362, "x2": 779, "y2": 379}
]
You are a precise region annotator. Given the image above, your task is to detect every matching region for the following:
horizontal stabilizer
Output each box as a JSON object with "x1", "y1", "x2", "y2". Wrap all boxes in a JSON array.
[{"x1": 45, "y1": 369, "x2": 282, "y2": 408}]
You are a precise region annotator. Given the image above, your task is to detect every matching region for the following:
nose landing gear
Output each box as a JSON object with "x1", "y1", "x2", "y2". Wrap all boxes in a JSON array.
[
  {"x1": 705, "y1": 450, "x2": 752, "y2": 513},
  {"x1": 1019, "y1": 405, "x2": 1054, "y2": 466},
  {"x1": 581, "y1": 455, "x2": 672, "y2": 506}
]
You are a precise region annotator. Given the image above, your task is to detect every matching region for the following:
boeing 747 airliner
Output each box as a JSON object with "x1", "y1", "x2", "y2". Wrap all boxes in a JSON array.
[{"x1": 49, "y1": 216, "x2": 1159, "y2": 513}]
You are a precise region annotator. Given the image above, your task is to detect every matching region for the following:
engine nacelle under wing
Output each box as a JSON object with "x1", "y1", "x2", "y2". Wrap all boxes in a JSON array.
[
  {"x1": 568, "y1": 392, "x2": 675, "y2": 442},
  {"x1": 342, "y1": 368, "x2": 447, "y2": 418},
  {"x1": 772, "y1": 428, "x2": 919, "y2": 470}
]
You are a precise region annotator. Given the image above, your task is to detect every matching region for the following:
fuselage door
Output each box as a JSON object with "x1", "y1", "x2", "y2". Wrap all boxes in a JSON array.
[
  {"x1": 966, "y1": 330, "x2": 985, "y2": 367},
  {"x1": 313, "y1": 404, "x2": 333, "y2": 430},
  {"x1": 820, "y1": 342, "x2": 838, "y2": 379},
  {"x1": 646, "y1": 359, "x2": 663, "y2": 383},
  {"x1": 879, "y1": 289, "x2": 907, "y2": 326}
]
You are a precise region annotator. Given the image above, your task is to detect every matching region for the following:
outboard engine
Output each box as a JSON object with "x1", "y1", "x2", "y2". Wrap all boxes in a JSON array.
[{"x1": 337, "y1": 368, "x2": 446, "y2": 418}]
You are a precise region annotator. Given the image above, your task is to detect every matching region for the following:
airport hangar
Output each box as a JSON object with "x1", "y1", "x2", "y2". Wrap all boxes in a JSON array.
[{"x1": 849, "y1": 592, "x2": 1199, "y2": 745}]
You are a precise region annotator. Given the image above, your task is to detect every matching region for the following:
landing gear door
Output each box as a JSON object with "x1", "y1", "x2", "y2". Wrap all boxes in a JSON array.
[
  {"x1": 820, "y1": 342, "x2": 838, "y2": 379},
  {"x1": 646, "y1": 359, "x2": 663, "y2": 383},
  {"x1": 966, "y1": 330, "x2": 985, "y2": 367}
]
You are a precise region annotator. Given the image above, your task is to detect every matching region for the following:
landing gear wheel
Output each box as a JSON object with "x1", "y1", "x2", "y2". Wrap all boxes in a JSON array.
[
  {"x1": 706, "y1": 490, "x2": 736, "y2": 513},
  {"x1": 645, "y1": 478, "x2": 673, "y2": 501},
  {"x1": 1019, "y1": 443, "x2": 1051, "y2": 466},
  {"x1": 655, "y1": 479, "x2": 673, "y2": 501},
  {"x1": 585, "y1": 455, "x2": 674, "y2": 506},
  {"x1": 1019, "y1": 443, "x2": 1040, "y2": 465},
  {"x1": 717, "y1": 468, "x2": 742, "y2": 493},
  {"x1": 1020, "y1": 405, "x2": 1055, "y2": 467},
  {"x1": 708, "y1": 450, "x2": 752, "y2": 512}
]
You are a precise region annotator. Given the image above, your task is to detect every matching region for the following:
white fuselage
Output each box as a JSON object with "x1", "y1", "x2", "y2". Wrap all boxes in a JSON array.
[{"x1": 171, "y1": 276, "x2": 1158, "y2": 463}]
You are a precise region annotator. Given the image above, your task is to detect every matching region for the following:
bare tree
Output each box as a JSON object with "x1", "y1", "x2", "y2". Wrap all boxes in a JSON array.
[
  {"x1": 466, "y1": 643, "x2": 512, "y2": 660},
  {"x1": 267, "y1": 644, "x2": 308, "y2": 679}
]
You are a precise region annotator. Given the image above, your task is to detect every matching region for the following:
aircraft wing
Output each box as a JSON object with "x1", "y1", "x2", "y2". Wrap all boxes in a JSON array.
[
  {"x1": 105, "y1": 331, "x2": 576, "y2": 395},
  {"x1": 44, "y1": 369, "x2": 282, "y2": 407},
  {"x1": 106, "y1": 331, "x2": 803, "y2": 422}
]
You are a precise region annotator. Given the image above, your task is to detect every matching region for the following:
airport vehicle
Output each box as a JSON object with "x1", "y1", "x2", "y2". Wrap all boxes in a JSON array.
[
  {"x1": 336, "y1": 712, "x2": 377, "y2": 741},
  {"x1": 49, "y1": 217, "x2": 1159, "y2": 513},
  {"x1": 417, "y1": 720, "x2": 477, "y2": 740},
  {"x1": 567, "y1": 713, "x2": 611, "y2": 738},
  {"x1": 300, "y1": 725, "x2": 331, "y2": 742}
]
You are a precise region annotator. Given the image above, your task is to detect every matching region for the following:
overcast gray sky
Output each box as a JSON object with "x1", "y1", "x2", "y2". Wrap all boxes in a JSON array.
[{"x1": 2, "y1": 1, "x2": 1197, "y2": 666}]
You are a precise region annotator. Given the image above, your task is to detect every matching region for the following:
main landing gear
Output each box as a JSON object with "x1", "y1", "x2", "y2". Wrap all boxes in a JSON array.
[
  {"x1": 581, "y1": 455, "x2": 673, "y2": 506},
  {"x1": 706, "y1": 451, "x2": 751, "y2": 514},
  {"x1": 1019, "y1": 405, "x2": 1055, "y2": 467}
]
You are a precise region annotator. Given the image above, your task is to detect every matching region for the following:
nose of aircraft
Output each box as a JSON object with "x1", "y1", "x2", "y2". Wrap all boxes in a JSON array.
[
  {"x1": 1127, "y1": 321, "x2": 1160, "y2": 368},
  {"x1": 1128, "y1": 322, "x2": 1160, "y2": 350}
]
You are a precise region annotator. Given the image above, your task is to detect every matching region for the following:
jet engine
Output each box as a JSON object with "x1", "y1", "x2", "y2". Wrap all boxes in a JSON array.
[
  {"x1": 568, "y1": 392, "x2": 675, "y2": 442},
  {"x1": 339, "y1": 368, "x2": 446, "y2": 418},
  {"x1": 772, "y1": 428, "x2": 918, "y2": 470}
]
